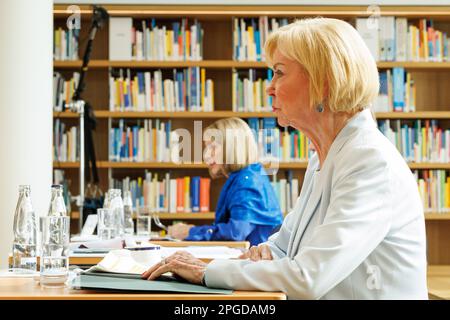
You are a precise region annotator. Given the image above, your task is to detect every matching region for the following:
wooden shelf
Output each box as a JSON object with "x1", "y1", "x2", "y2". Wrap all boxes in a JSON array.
[
  {"x1": 54, "y1": 5, "x2": 450, "y2": 20},
  {"x1": 53, "y1": 111, "x2": 450, "y2": 119},
  {"x1": 53, "y1": 60, "x2": 109, "y2": 68},
  {"x1": 53, "y1": 110, "x2": 276, "y2": 119},
  {"x1": 53, "y1": 60, "x2": 450, "y2": 70},
  {"x1": 53, "y1": 161, "x2": 449, "y2": 170},
  {"x1": 377, "y1": 62, "x2": 450, "y2": 69},
  {"x1": 425, "y1": 213, "x2": 450, "y2": 221},
  {"x1": 53, "y1": 60, "x2": 268, "y2": 69},
  {"x1": 53, "y1": 162, "x2": 80, "y2": 168},
  {"x1": 375, "y1": 111, "x2": 450, "y2": 119},
  {"x1": 100, "y1": 111, "x2": 276, "y2": 119},
  {"x1": 103, "y1": 162, "x2": 208, "y2": 169},
  {"x1": 409, "y1": 163, "x2": 450, "y2": 170},
  {"x1": 70, "y1": 211, "x2": 215, "y2": 220},
  {"x1": 55, "y1": 161, "x2": 309, "y2": 169}
]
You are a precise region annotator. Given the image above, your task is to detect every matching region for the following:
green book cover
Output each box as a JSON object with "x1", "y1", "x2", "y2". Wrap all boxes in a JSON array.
[{"x1": 71, "y1": 271, "x2": 232, "y2": 295}]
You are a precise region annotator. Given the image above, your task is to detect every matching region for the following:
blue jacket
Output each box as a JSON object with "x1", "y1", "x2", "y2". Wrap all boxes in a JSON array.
[{"x1": 186, "y1": 163, "x2": 283, "y2": 246}]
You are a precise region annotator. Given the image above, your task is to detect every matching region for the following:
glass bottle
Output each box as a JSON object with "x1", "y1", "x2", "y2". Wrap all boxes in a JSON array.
[
  {"x1": 103, "y1": 189, "x2": 110, "y2": 208},
  {"x1": 123, "y1": 190, "x2": 134, "y2": 235},
  {"x1": 109, "y1": 189, "x2": 124, "y2": 237},
  {"x1": 48, "y1": 184, "x2": 67, "y2": 216},
  {"x1": 12, "y1": 185, "x2": 37, "y2": 272}
]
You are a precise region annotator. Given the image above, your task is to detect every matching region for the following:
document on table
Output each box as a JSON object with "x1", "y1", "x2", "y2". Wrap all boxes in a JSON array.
[{"x1": 160, "y1": 246, "x2": 243, "y2": 260}]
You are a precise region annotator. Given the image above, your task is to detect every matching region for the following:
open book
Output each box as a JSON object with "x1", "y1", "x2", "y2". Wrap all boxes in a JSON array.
[{"x1": 85, "y1": 249, "x2": 160, "y2": 275}]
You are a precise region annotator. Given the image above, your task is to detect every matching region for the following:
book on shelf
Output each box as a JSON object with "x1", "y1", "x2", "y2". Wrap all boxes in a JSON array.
[
  {"x1": 54, "y1": 27, "x2": 79, "y2": 61},
  {"x1": 247, "y1": 118, "x2": 312, "y2": 163},
  {"x1": 53, "y1": 119, "x2": 79, "y2": 162},
  {"x1": 272, "y1": 170, "x2": 299, "y2": 215},
  {"x1": 109, "y1": 17, "x2": 203, "y2": 61},
  {"x1": 233, "y1": 17, "x2": 289, "y2": 61},
  {"x1": 356, "y1": 17, "x2": 450, "y2": 62},
  {"x1": 109, "y1": 119, "x2": 181, "y2": 163},
  {"x1": 374, "y1": 67, "x2": 416, "y2": 112},
  {"x1": 109, "y1": 67, "x2": 214, "y2": 112},
  {"x1": 414, "y1": 170, "x2": 450, "y2": 213},
  {"x1": 53, "y1": 72, "x2": 79, "y2": 112},
  {"x1": 111, "y1": 173, "x2": 211, "y2": 214},
  {"x1": 378, "y1": 119, "x2": 450, "y2": 163},
  {"x1": 232, "y1": 68, "x2": 273, "y2": 112}
]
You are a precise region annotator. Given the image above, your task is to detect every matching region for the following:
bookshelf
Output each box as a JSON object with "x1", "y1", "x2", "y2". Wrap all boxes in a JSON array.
[
  {"x1": 54, "y1": 161, "x2": 450, "y2": 170},
  {"x1": 53, "y1": 4, "x2": 450, "y2": 264},
  {"x1": 55, "y1": 110, "x2": 450, "y2": 119},
  {"x1": 55, "y1": 59, "x2": 450, "y2": 69}
]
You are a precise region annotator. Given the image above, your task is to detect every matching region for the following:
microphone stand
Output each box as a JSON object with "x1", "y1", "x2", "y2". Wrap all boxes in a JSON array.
[{"x1": 68, "y1": 6, "x2": 108, "y2": 232}]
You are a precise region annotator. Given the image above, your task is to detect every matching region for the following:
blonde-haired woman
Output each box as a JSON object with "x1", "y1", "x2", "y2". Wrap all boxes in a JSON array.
[
  {"x1": 168, "y1": 117, "x2": 283, "y2": 246},
  {"x1": 144, "y1": 18, "x2": 427, "y2": 300}
]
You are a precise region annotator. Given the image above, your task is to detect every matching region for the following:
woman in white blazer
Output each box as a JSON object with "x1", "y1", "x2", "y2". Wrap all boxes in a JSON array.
[{"x1": 142, "y1": 18, "x2": 428, "y2": 300}]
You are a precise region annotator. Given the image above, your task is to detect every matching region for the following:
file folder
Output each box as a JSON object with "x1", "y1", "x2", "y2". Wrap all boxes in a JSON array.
[{"x1": 71, "y1": 271, "x2": 232, "y2": 295}]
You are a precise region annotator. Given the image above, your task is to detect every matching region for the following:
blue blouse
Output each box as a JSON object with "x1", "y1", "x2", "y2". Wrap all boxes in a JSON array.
[{"x1": 186, "y1": 163, "x2": 283, "y2": 246}]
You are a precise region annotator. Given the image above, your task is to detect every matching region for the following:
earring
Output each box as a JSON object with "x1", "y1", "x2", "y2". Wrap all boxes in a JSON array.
[{"x1": 316, "y1": 103, "x2": 324, "y2": 113}]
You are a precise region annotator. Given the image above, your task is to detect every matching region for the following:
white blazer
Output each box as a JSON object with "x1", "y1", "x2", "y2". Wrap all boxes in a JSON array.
[{"x1": 205, "y1": 109, "x2": 428, "y2": 299}]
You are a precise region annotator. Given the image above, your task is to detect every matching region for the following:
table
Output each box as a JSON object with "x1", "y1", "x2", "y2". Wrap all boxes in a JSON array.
[
  {"x1": 8, "y1": 241, "x2": 249, "y2": 268},
  {"x1": 149, "y1": 241, "x2": 250, "y2": 249},
  {"x1": 427, "y1": 265, "x2": 450, "y2": 300},
  {"x1": 0, "y1": 277, "x2": 286, "y2": 300}
]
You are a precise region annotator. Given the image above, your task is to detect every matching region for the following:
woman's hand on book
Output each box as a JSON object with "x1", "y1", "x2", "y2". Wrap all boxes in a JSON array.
[
  {"x1": 141, "y1": 250, "x2": 206, "y2": 285},
  {"x1": 238, "y1": 244, "x2": 273, "y2": 261}
]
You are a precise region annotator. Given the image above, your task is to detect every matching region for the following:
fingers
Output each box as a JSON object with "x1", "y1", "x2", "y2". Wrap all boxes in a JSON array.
[
  {"x1": 145, "y1": 256, "x2": 204, "y2": 284},
  {"x1": 238, "y1": 248, "x2": 250, "y2": 259},
  {"x1": 260, "y1": 245, "x2": 273, "y2": 260},
  {"x1": 249, "y1": 246, "x2": 261, "y2": 261},
  {"x1": 142, "y1": 261, "x2": 162, "y2": 279},
  {"x1": 238, "y1": 245, "x2": 273, "y2": 261},
  {"x1": 147, "y1": 261, "x2": 176, "y2": 280}
]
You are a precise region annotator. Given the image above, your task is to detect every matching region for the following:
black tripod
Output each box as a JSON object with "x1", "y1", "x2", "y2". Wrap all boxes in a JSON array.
[{"x1": 68, "y1": 6, "x2": 109, "y2": 231}]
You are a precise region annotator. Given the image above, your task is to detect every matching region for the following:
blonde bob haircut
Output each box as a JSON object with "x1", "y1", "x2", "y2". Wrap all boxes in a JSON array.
[
  {"x1": 265, "y1": 18, "x2": 380, "y2": 114},
  {"x1": 205, "y1": 117, "x2": 259, "y2": 174}
]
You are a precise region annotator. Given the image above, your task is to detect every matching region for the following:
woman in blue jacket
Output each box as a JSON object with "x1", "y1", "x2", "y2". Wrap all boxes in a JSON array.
[{"x1": 168, "y1": 117, "x2": 283, "y2": 246}]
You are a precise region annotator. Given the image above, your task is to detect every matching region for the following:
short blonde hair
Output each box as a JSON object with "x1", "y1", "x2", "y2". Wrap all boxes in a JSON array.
[
  {"x1": 265, "y1": 18, "x2": 379, "y2": 114},
  {"x1": 205, "y1": 117, "x2": 258, "y2": 174}
]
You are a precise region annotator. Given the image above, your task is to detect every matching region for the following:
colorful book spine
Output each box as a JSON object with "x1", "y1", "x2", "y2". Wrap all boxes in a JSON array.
[
  {"x1": 109, "y1": 68, "x2": 214, "y2": 112},
  {"x1": 54, "y1": 27, "x2": 79, "y2": 61},
  {"x1": 53, "y1": 119, "x2": 79, "y2": 162},
  {"x1": 233, "y1": 17, "x2": 289, "y2": 61},
  {"x1": 131, "y1": 18, "x2": 203, "y2": 61},
  {"x1": 378, "y1": 119, "x2": 450, "y2": 163},
  {"x1": 191, "y1": 176, "x2": 200, "y2": 212},
  {"x1": 374, "y1": 68, "x2": 416, "y2": 112},
  {"x1": 357, "y1": 17, "x2": 450, "y2": 62},
  {"x1": 414, "y1": 170, "x2": 450, "y2": 213},
  {"x1": 109, "y1": 119, "x2": 178, "y2": 162},
  {"x1": 53, "y1": 72, "x2": 80, "y2": 111},
  {"x1": 111, "y1": 173, "x2": 211, "y2": 213},
  {"x1": 247, "y1": 118, "x2": 312, "y2": 162},
  {"x1": 271, "y1": 170, "x2": 300, "y2": 214},
  {"x1": 232, "y1": 69, "x2": 272, "y2": 112}
]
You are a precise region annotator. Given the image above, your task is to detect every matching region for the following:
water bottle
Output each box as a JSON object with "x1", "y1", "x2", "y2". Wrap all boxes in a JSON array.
[
  {"x1": 123, "y1": 190, "x2": 134, "y2": 235},
  {"x1": 109, "y1": 189, "x2": 124, "y2": 237},
  {"x1": 103, "y1": 189, "x2": 110, "y2": 208},
  {"x1": 12, "y1": 185, "x2": 37, "y2": 272},
  {"x1": 48, "y1": 184, "x2": 67, "y2": 216}
]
